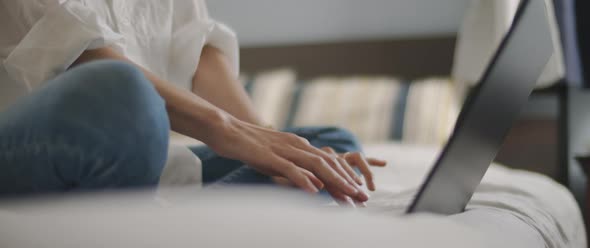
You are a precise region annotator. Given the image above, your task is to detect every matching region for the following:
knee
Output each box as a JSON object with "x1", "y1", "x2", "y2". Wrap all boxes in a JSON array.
[
  {"x1": 51, "y1": 61, "x2": 170, "y2": 187},
  {"x1": 64, "y1": 60, "x2": 161, "y2": 108},
  {"x1": 54, "y1": 60, "x2": 168, "y2": 134},
  {"x1": 55, "y1": 61, "x2": 167, "y2": 125},
  {"x1": 76, "y1": 61, "x2": 169, "y2": 183}
]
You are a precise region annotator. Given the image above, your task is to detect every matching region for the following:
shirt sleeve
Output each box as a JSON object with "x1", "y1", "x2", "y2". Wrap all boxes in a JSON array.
[
  {"x1": 3, "y1": 1, "x2": 124, "y2": 90},
  {"x1": 197, "y1": 0, "x2": 239, "y2": 77},
  {"x1": 205, "y1": 20, "x2": 240, "y2": 77},
  {"x1": 167, "y1": 0, "x2": 239, "y2": 89}
]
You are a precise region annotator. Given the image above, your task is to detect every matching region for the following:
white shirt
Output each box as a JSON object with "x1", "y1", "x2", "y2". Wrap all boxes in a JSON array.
[
  {"x1": 0, "y1": 0, "x2": 239, "y2": 111},
  {"x1": 0, "y1": 0, "x2": 240, "y2": 186}
]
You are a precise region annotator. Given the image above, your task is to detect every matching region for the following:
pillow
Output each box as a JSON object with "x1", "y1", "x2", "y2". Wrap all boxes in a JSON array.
[
  {"x1": 248, "y1": 69, "x2": 297, "y2": 129},
  {"x1": 402, "y1": 78, "x2": 461, "y2": 145},
  {"x1": 170, "y1": 70, "x2": 461, "y2": 147},
  {"x1": 290, "y1": 77, "x2": 403, "y2": 144}
]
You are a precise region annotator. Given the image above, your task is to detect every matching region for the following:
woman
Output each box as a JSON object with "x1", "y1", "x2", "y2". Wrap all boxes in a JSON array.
[{"x1": 0, "y1": 0, "x2": 385, "y2": 205}]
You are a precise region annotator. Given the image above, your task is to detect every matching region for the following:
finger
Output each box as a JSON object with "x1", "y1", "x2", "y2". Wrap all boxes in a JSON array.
[
  {"x1": 326, "y1": 186, "x2": 356, "y2": 208},
  {"x1": 322, "y1": 147, "x2": 363, "y2": 185},
  {"x1": 272, "y1": 171, "x2": 324, "y2": 190},
  {"x1": 280, "y1": 147, "x2": 358, "y2": 196},
  {"x1": 295, "y1": 145, "x2": 358, "y2": 188},
  {"x1": 272, "y1": 176, "x2": 294, "y2": 187},
  {"x1": 367, "y1": 158, "x2": 388, "y2": 167},
  {"x1": 354, "y1": 200, "x2": 367, "y2": 208},
  {"x1": 292, "y1": 144, "x2": 368, "y2": 202},
  {"x1": 340, "y1": 154, "x2": 387, "y2": 167},
  {"x1": 300, "y1": 168, "x2": 325, "y2": 190},
  {"x1": 310, "y1": 147, "x2": 368, "y2": 202},
  {"x1": 339, "y1": 157, "x2": 363, "y2": 185},
  {"x1": 345, "y1": 153, "x2": 376, "y2": 191},
  {"x1": 273, "y1": 156, "x2": 320, "y2": 194}
]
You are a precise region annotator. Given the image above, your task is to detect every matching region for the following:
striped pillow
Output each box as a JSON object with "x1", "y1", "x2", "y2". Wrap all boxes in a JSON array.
[
  {"x1": 289, "y1": 77, "x2": 404, "y2": 144},
  {"x1": 248, "y1": 69, "x2": 297, "y2": 129},
  {"x1": 172, "y1": 70, "x2": 462, "y2": 147},
  {"x1": 402, "y1": 78, "x2": 462, "y2": 145}
]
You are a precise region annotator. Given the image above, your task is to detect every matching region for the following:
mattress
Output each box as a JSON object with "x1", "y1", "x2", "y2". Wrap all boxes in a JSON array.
[
  {"x1": 0, "y1": 143, "x2": 585, "y2": 248},
  {"x1": 363, "y1": 142, "x2": 586, "y2": 248}
]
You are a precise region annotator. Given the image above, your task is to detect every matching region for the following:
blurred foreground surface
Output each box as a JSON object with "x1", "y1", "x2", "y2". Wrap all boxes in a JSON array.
[{"x1": 0, "y1": 187, "x2": 495, "y2": 248}]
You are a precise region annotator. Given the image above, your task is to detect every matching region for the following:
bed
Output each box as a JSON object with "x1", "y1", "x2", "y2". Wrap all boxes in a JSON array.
[
  {"x1": 0, "y1": 1, "x2": 580, "y2": 246},
  {"x1": 363, "y1": 142, "x2": 585, "y2": 248},
  {"x1": 0, "y1": 142, "x2": 584, "y2": 248}
]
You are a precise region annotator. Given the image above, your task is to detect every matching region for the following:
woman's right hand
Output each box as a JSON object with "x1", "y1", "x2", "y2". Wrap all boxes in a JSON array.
[{"x1": 201, "y1": 114, "x2": 370, "y2": 203}]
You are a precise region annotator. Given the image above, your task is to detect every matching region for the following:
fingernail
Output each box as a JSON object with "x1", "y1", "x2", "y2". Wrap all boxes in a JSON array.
[
  {"x1": 358, "y1": 189, "x2": 370, "y2": 202},
  {"x1": 346, "y1": 184, "x2": 359, "y2": 195},
  {"x1": 340, "y1": 178, "x2": 358, "y2": 194},
  {"x1": 306, "y1": 185, "x2": 319, "y2": 194},
  {"x1": 317, "y1": 183, "x2": 325, "y2": 190},
  {"x1": 346, "y1": 197, "x2": 356, "y2": 208}
]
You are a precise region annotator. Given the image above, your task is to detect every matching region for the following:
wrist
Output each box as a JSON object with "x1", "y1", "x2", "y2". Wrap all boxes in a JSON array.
[
  {"x1": 197, "y1": 108, "x2": 237, "y2": 144},
  {"x1": 166, "y1": 93, "x2": 233, "y2": 141},
  {"x1": 202, "y1": 108, "x2": 232, "y2": 131}
]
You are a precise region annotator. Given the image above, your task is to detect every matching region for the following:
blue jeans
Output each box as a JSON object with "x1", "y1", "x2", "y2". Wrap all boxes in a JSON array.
[
  {"x1": 0, "y1": 60, "x2": 362, "y2": 197},
  {"x1": 0, "y1": 61, "x2": 170, "y2": 196}
]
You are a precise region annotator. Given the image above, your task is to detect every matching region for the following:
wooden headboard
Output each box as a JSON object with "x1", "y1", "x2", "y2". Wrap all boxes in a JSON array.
[{"x1": 239, "y1": 36, "x2": 457, "y2": 80}]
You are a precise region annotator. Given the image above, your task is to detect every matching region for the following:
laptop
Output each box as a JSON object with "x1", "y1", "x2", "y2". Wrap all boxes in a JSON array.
[{"x1": 406, "y1": 0, "x2": 554, "y2": 215}]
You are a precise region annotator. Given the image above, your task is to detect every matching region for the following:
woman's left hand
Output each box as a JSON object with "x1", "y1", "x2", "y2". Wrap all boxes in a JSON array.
[
  {"x1": 273, "y1": 148, "x2": 387, "y2": 196},
  {"x1": 337, "y1": 150, "x2": 387, "y2": 191}
]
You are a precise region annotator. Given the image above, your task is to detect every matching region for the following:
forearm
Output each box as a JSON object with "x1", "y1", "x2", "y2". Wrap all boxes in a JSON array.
[
  {"x1": 192, "y1": 45, "x2": 263, "y2": 126},
  {"x1": 72, "y1": 47, "x2": 229, "y2": 143}
]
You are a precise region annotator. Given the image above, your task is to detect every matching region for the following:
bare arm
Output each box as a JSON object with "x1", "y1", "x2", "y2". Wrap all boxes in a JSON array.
[
  {"x1": 72, "y1": 47, "x2": 370, "y2": 204},
  {"x1": 191, "y1": 46, "x2": 387, "y2": 193},
  {"x1": 192, "y1": 45, "x2": 263, "y2": 126}
]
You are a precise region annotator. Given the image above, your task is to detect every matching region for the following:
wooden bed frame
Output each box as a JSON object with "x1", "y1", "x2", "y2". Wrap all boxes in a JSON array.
[{"x1": 240, "y1": 36, "x2": 456, "y2": 80}]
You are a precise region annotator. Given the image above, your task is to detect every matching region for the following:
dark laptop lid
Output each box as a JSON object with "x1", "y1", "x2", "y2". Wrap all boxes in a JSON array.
[{"x1": 408, "y1": 0, "x2": 555, "y2": 215}]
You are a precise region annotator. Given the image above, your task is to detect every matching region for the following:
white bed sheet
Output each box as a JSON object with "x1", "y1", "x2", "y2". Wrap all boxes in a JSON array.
[
  {"x1": 363, "y1": 142, "x2": 586, "y2": 248},
  {"x1": 0, "y1": 143, "x2": 585, "y2": 248}
]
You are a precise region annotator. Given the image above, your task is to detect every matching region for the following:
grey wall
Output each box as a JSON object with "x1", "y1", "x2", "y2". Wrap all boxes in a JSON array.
[{"x1": 206, "y1": 0, "x2": 471, "y2": 47}]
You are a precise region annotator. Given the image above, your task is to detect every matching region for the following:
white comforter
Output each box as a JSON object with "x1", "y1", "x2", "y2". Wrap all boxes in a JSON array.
[
  {"x1": 363, "y1": 143, "x2": 586, "y2": 248},
  {"x1": 0, "y1": 143, "x2": 585, "y2": 248}
]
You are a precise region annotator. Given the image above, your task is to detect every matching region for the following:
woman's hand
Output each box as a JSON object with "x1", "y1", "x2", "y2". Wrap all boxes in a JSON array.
[
  {"x1": 201, "y1": 114, "x2": 374, "y2": 203},
  {"x1": 324, "y1": 147, "x2": 387, "y2": 191},
  {"x1": 273, "y1": 148, "x2": 387, "y2": 206}
]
